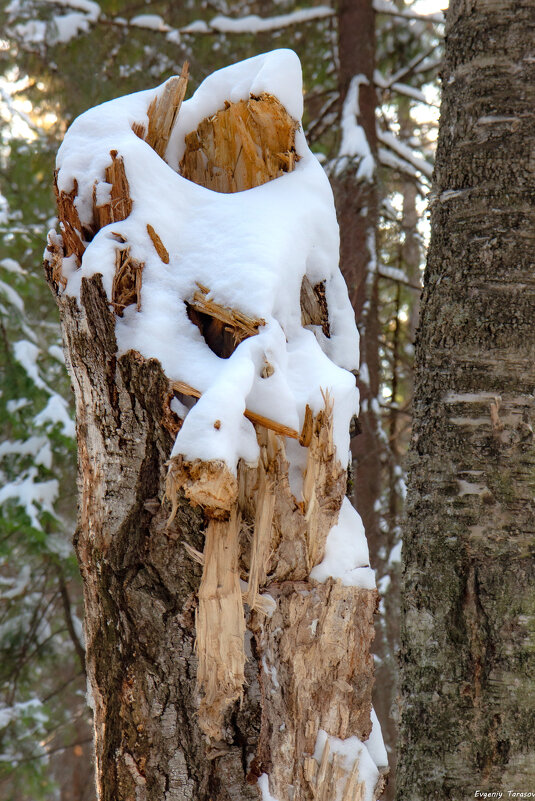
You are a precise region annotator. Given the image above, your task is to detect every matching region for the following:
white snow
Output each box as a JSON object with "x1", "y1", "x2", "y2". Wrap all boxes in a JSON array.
[
  {"x1": 206, "y1": 7, "x2": 333, "y2": 34},
  {"x1": 42, "y1": 0, "x2": 100, "y2": 22},
  {"x1": 313, "y1": 729, "x2": 382, "y2": 801},
  {"x1": 129, "y1": 14, "x2": 170, "y2": 32},
  {"x1": 388, "y1": 541, "x2": 402, "y2": 564},
  {"x1": 377, "y1": 128, "x2": 433, "y2": 179},
  {"x1": 258, "y1": 773, "x2": 280, "y2": 801},
  {"x1": 51, "y1": 12, "x2": 90, "y2": 44},
  {"x1": 0, "y1": 435, "x2": 52, "y2": 469},
  {"x1": 13, "y1": 340, "x2": 49, "y2": 392},
  {"x1": 12, "y1": 20, "x2": 47, "y2": 44},
  {"x1": 336, "y1": 75, "x2": 375, "y2": 182},
  {"x1": 0, "y1": 469, "x2": 59, "y2": 530},
  {"x1": 0, "y1": 257, "x2": 25, "y2": 275},
  {"x1": 34, "y1": 394, "x2": 75, "y2": 438},
  {"x1": 310, "y1": 497, "x2": 376, "y2": 589},
  {"x1": 364, "y1": 708, "x2": 389, "y2": 768},
  {"x1": 11, "y1": 340, "x2": 75, "y2": 437},
  {"x1": 0, "y1": 279, "x2": 25, "y2": 312},
  {"x1": 56, "y1": 49, "x2": 359, "y2": 476}
]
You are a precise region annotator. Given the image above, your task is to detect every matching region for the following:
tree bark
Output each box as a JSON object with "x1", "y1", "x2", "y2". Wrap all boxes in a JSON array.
[{"x1": 397, "y1": 1, "x2": 535, "y2": 798}]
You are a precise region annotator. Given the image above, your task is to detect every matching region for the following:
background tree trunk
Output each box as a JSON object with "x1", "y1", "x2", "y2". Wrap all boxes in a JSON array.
[
  {"x1": 335, "y1": 0, "x2": 381, "y2": 553},
  {"x1": 397, "y1": 1, "x2": 535, "y2": 797}
]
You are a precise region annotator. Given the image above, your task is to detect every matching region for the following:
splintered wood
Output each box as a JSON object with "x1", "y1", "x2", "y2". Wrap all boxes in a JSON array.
[
  {"x1": 180, "y1": 93, "x2": 300, "y2": 193},
  {"x1": 186, "y1": 284, "x2": 265, "y2": 359},
  {"x1": 133, "y1": 62, "x2": 189, "y2": 158},
  {"x1": 165, "y1": 455, "x2": 238, "y2": 521},
  {"x1": 172, "y1": 391, "x2": 380, "y2": 798},
  {"x1": 252, "y1": 581, "x2": 377, "y2": 799},
  {"x1": 54, "y1": 174, "x2": 86, "y2": 263},
  {"x1": 111, "y1": 248, "x2": 144, "y2": 316},
  {"x1": 303, "y1": 392, "x2": 341, "y2": 570},
  {"x1": 50, "y1": 64, "x2": 382, "y2": 798},
  {"x1": 170, "y1": 379, "x2": 303, "y2": 441},
  {"x1": 196, "y1": 512, "x2": 245, "y2": 742},
  {"x1": 301, "y1": 276, "x2": 331, "y2": 338},
  {"x1": 93, "y1": 150, "x2": 132, "y2": 229}
]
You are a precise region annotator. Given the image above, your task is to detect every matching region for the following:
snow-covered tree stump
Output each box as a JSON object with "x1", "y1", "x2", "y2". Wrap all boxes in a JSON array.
[{"x1": 45, "y1": 50, "x2": 387, "y2": 801}]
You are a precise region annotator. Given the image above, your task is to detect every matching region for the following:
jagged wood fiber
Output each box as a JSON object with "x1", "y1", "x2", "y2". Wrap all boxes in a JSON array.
[
  {"x1": 397, "y1": 1, "x2": 535, "y2": 799},
  {"x1": 180, "y1": 93, "x2": 300, "y2": 194},
  {"x1": 47, "y1": 73, "x2": 384, "y2": 801}
]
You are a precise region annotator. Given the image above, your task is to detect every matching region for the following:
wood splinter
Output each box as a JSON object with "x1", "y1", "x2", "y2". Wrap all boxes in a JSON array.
[
  {"x1": 132, "y1": 62, "x2": 190, "y2": 159},
  {"x1": 196, "y1": 511, "x2": 246, "y2": 741},
  {"x1": 165, "y1": 454, "x2": 238, "y2": 521},
  {"x1": 111, "y1": 247, "x2": 144, "y2": 316},
  {"x1": 186, "y1": 284, "x2": 265, "y2": 359}
]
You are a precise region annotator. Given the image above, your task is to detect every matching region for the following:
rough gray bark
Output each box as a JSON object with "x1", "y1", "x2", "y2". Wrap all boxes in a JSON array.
[
  {"x1": 397, "y1": 1, "x2": 535, "y2": 798},
  {"x1": 52, "y1": 274, "x2": 262, "y2": 801}
]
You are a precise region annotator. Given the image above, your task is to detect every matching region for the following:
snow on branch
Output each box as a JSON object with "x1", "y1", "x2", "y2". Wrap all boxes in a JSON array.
[
  {"x1": 335, "y1": 75, "x2": 374, "y2": 181},
  {"x1": 374, "y1": 73, "x2": 434, "y2": 106},
  {"x1": 373, "y1": 0, "x2": 444, "y2": 23},
  {"x1": 378, "y1": 263, "x2": 421, "y2": 291},
  {"x1": 377, "y1": 128, "x2": 433, "y2": 180},
  {"x1": 374, "y1": 46, "x2": 440, "y2": 90},
  {"x1": 180, "y1": 6, "x2": 334, "y2": 35}
]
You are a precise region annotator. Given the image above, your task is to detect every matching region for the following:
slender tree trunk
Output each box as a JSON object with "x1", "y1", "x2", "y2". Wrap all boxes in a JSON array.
[
  {"x1": 334, "y1": 4, "x2": 394, "y2": 795},
  {"x1": 397, "y1": 1, "x2": 535, "y2": 798},
  {"x1": 335, "y1": 0, "x2": 382, "y2": 603}
]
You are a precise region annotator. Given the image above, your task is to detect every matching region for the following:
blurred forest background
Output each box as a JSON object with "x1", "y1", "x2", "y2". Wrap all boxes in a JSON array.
[{"x1": 0, "y1": 0, "x2": 444, "y2": 798}]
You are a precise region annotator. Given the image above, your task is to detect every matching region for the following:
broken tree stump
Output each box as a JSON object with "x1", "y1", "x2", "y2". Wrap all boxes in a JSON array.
[{"x1": 46, "y1": 52, "x2": 386, "y2": 801}]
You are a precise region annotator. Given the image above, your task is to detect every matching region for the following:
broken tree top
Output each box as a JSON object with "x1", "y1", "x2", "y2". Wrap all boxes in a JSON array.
[
  {"x1": 51, "y1": 48, "x2": 360, "y2": 476},
  {"x1": 47, "y1": 48, "x2": 387, "y2": 801}
]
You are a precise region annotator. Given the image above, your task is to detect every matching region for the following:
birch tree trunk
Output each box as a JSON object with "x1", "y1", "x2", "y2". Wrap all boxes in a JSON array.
[
  {"x1": 397, "y1": 1, "x2": 535, "y2": 797},
  {"x1": 45, "y1": 64, "x2": 385, "y2": 801}
]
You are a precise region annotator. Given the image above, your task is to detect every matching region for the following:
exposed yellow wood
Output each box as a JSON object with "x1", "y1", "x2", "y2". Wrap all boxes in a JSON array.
[
  {"x1": 180, "y1": 92, "x2": 299, "y2": 194},
  {"x1": 247, "y1": 460, "x2": 275, "y2": 611},
  {"x1": 302, "y1": 391, "x2": 342, "y2": 569},
  {"x1": 165, "y1": 455, "x2": 238, "y2": 520},
  {"x1": 143, "y1": 62, "x2": 189, "y2": 158},
  {"x1": 316, "y1": 738, "x2": 330, "y2": 791},
  {"x1": 189, "y1": 284, "x2": 265, "y2": 341},
  {"x1": 342, "y1": 754, "x2": 365, "y2": 801},
  {"x1": 303, "y1": 756, "x2": 318, "y2": 785},
  {"x1": 197, "y1": 512, "x2": 246, "y2": 740},
  {"x1": 300, "y1": 276, "x2": 330, "y2": 338},
  {"x1": 111, "y1": 247, "x2": 144, "y2": 316},
  {"x1": 182, "y1": 541, "x2": 204, "y2": 566},
  {"x1": 146, "y1": 223, "x2": 169, "y2": 263},
  {"x1": 93, "y1": 151, "x2": 133, "y2": 230},
  {"x1": 54, "y1": 174, "x2": 85, "y2": 264},
  {"x1": 171, "y1": 380, "x2": 202, "y2": 399},
  {"x1": 299, "y1": 404, "x2": 314, "y2": 448}
]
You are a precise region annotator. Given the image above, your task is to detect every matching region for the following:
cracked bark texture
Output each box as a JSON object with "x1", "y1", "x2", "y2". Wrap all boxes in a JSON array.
[
  {"x1": 397, "y1": 1, "x2": 535, "y2": 798},
  {"x1": 51, "y1": 275, "x2": 261, "y2": 801}
]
